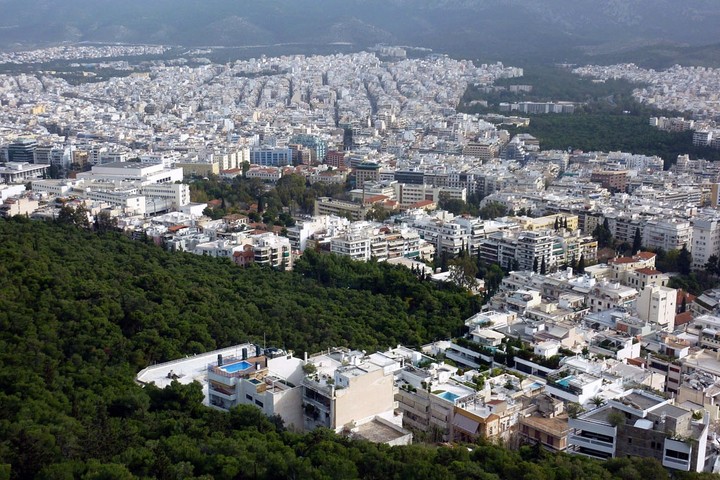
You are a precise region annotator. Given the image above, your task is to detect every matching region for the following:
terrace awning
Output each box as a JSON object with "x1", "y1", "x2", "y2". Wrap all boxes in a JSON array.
[{"x1": 452, "y1": 414, "x2": 480, "y2": 434}]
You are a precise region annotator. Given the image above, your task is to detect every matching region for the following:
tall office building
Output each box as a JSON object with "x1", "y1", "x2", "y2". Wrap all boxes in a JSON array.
[
  {"x1": 7, "y1": 138, "x2": 37, "y2": 163},
  {"x1": 249, "y1": 147, "x2": 293, "y2": 167}
]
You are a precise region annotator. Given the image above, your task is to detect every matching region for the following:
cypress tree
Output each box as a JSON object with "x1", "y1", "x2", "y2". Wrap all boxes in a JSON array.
[
  {"x1": 633, "y1": 227, "x2": 642, "y2": 253},
  {"x1": 577, "y1": 254, "x2": 586, "y2": 273}
]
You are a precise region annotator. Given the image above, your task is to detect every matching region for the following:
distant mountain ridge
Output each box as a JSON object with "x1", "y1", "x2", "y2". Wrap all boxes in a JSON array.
[{"x1": 1, "y1": 0, "x2": 719, "y2": 62}]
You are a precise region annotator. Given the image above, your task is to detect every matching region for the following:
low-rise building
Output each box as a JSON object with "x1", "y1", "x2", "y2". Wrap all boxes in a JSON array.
[{"x1": 568, "y1": 390, "x2": 711, "y2": 473}]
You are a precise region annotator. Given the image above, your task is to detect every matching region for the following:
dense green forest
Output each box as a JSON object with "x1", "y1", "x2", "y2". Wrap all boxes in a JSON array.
[
  {"x1": 190, "y1": 174, "x2": 348, "y2": 222},
  {"x1": 0, "y1": 217, "x2": 717, "y2": 479},
  {"x1": 458, "y1": 66, "x2": 720, "y2": 166},
  {"x1": 509, "y1": 116, "x2": 720, "y2": 167}
]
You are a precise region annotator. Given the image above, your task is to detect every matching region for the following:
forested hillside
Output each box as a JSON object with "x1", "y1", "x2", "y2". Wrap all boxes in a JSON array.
[{"x1": 0, "y1": 217, "x2": 715, "y2": 479}]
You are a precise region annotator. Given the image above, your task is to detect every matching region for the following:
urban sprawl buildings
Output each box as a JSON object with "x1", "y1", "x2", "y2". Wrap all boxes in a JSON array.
[{"x1": 3, "y1": 44, "x2": 720, "y2": 472}]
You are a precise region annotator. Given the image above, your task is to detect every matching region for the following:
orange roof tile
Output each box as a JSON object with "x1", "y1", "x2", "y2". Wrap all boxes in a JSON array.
[{"x1": 675, "y1": 311, "x2": 693, "y2": 327}]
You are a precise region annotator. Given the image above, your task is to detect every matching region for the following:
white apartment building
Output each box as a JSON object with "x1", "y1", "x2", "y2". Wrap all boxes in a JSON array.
[
  {"x1": 692, "y1": 214, "x2": 720, "y2": 271},
  {"x1": 636, "y1": 284, "x2": 677, "y2": 331},
  {"x1": 642, "y1": 218, "x2": 693, "y2": 253},
  {"x1": 330, "y1": 224, "x2": 421, "y2": 262},
  {"x1": 331, "y1": 232, "x2": 372, "y2": 261},
  {"x1": 516, "y1": 230, "x2": 553, "y2": 271},
  {"x1": 693, "y1": 315, "x2": 720, "y2": 351},
  {"x1": 252, "y1": 232, "x2": 292, "y2": 269},
  {"x1": 587, "y1": 281, "x2": 639, "y2": 313},
  {"x1": 207, "y1": 349, "x2": 306, "y2": 431},
  {"x1": 394, "y1": 183, "x2": 466, "y2": 209},
  {"x1": 406, "y1": 212, "x2": 471, "y2": 257},
  {"x1": 286, "y1": 215, "x2": 350, "y2": 252}
]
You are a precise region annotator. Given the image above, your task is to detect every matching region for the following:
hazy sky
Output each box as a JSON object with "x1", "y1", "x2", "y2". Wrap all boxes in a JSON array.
[{"x1": 1, "y1": 0, "x2": 719, "y2": 63}]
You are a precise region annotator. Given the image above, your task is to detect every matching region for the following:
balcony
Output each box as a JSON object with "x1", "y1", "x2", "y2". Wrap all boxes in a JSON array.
[
  {"x1": 208, "y1": 389, "x2": 238, "y2": 402},
  {"x1": 569, "y1": 434, "x2": 615, "y2": 455},
  {"x1": 445, "y1": 349, "x2": 484, "y2": 369},
  {"x1": 663, "y1": 455, "x2": 690, "y2": 471}
]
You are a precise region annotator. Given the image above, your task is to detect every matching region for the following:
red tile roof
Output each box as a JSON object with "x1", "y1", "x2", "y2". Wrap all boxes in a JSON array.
[
  {"x1": 675, "y1": 311, "x2": 693, "y2": 327},
  {"x1": 677, "y1": 289, "x2": 696, "y2": 305}
]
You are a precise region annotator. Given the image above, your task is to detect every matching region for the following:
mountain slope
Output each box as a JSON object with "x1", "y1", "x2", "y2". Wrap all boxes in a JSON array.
[{"x1": 0, "y1": 0, "x2": 719, "y2": 63}]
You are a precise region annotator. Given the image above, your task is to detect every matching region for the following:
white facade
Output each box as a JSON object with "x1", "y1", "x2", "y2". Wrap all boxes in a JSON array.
[
  {"x1": 636, "y1": 284, "x2": 677, "y2": 331},
  {"x1": 692, "y1": 215, "x2": 720, "y2": 271},
  {"x1": 77, "y1": 162, "x2": 184, "y2": 185}
]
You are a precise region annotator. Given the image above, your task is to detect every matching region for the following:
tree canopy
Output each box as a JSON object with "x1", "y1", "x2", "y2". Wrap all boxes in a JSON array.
[{"x1": 0, "y1": 217, "x2": 713, "y2": 479}]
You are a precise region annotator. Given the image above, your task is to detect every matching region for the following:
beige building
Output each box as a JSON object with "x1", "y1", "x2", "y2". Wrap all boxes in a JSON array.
[
  {"x1": 590, "y1": 170, "x2": 628, "y2": 193},
  {"x1": 175, "y1": 161, "x2": 220, "y2": 177},
  {"x1": 0, "y1": 196, "x2": 39, "y2": 217},
  {"x1": 314, "y1": 197, "x2": 371, "y2": 221},
  {"x1": 515, "y1": 213, "x2": 579, "y2": 232},
  {"x1": 354, "y1": 162, "x2": 380, "y2": 188},
  {"x1": 302, "y1": 349, "x2": 411, "y2": 444}
]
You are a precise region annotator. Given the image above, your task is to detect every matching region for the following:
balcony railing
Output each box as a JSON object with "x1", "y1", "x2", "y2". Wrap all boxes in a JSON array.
[{"x1": 569, "y1": 434, "x2": 614, "y2": 451}]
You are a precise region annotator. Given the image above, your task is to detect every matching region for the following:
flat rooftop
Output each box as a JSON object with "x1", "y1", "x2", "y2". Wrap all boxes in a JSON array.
[
  {"x1": 136, "y1": 343, "x2": 257, "y2": 404},
  {"x1": 622, "y1": 392, "x2": 664, "y2": 411},
  {"x1": 650, "y1": 404, "x2": 688, "y2": 420},
  {"x1": 353, "y1": 418, "x2": 409, "y2": 444},
  {"x1": 520, "y1": 414, "x2": 570, "y2": 435}
]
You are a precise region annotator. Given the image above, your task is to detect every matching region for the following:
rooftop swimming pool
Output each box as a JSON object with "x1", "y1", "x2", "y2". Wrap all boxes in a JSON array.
[
  {"x1": 437, "y1": 391, "x2": 460, "y2": 402},
  {"x1": 556, "y1": 375, "x2": 574, "y2": 387},
  {"x1": 220, "y1": 360, "x2": 253, "y2": 373}
]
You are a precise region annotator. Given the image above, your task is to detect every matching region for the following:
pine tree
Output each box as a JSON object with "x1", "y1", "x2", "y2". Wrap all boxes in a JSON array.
[
  {"x1": 540, "y1": 257, "x2": 547, "y2": 275},
  {"x1": 533, "y1": 257, "x2": 539, "y2": 273}
]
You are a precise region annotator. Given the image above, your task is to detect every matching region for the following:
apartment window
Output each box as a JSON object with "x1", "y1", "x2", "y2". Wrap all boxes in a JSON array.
[
  {"x1": 665, "y1": 449, "x2": 690, "y2": 461},
  {"x1": 246, "y1": 394, "x2": 252, "y2": 401},
  {"x1": 255, "y1": 400, "x2": 264, "y2": 408}
]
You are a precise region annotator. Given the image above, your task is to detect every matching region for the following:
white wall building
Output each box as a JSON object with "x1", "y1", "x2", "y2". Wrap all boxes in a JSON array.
[
  {"x1": 77, "y1": 162, "x2": 184, "y2": 185},
  {"x1": 636, "y1": 284, "x2": 677, "y2": 331}
]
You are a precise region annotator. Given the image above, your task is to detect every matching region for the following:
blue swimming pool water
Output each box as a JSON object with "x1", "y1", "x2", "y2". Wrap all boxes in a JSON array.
[
  {"x1": 437, "y1": 391, "x2": 460, "y2": 402},
  {"x1": 557, "y1": 375, "x2": 574, "y2": 387},
  {"x1": 220, "y1": 360, "x2": 253, "y2": 373}
]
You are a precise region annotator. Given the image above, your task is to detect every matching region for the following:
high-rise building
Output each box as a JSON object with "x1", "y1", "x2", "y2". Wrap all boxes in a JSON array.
[
  {"x1": 250, "y1": 146, "x2": 293, "y2": 167},
  {"x1": 290, "y1": 134, "x2": 327, "y2": 163},
  {"x1": 7, "y1": 138, "x2": 36, "y2": 163},
  {"x1": 637, "y1": 284, "x2": 677, "y2": 331}
]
